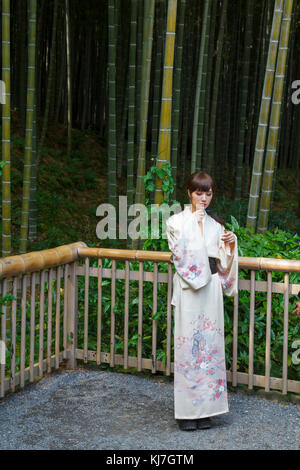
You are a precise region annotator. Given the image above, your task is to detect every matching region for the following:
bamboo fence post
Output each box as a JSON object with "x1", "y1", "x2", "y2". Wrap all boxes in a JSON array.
[
  {"x1": 166, "y1": 263, "x2": 173, "y2": 376},
  {"x1": 110, "y1": 259, "x2": 116, "y2": 368},
  {"x1": 137, "y1": 261, "x2": 143, "y2": 372},
  {"x1": 20, "y1": 274, "x2": 27, "y2": 388},
  {"x1": 84, "y1": 257, "x2": 89, "y2": 363},
  {"x1": 66, "y1": 261, "x2": 78, "y2": 369},
  {"x1": 39, "y1": 270, "x2": 45, "y2": 378},
  {"x1": 55, "y1": 266, "x2": 61, "y2": 369},
  {"x1": 47, "y1": 267, "x2": 54, "y2": 373},
  {"x1": 63, "y1": 264, "x2": 69, "y2": 360},
  {"x1": 151, "y1": 262, "x2": 158, "y2": 373},
  {"x1": 96, "y1": 258, "x2": 103, "y2": 365},
  {"x1": 124, "y1": 260, "x2": 129, "y2": 369},
  {"x1": 11, "y1": 277, "x2": 17, "y2": 391},
  {"x1": 0, "y1": 279, "x2": 7, "y2": 398},
  {"x1": 282, "y1": 272, "x2": 289, "y2": 394},
  {"x1": 248, "y1": 270, "x2": 256, "y2": 389},
  {"x1": 265, "y1": 271, "x2": 272, "y2": 391},
  {"x1": 232, "y1": 289, "x2": 239, "y2": 387}
]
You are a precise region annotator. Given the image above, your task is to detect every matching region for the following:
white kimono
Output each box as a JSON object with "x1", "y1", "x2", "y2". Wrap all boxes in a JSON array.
[{"x1": 166, "y1": 204, "x2": 238, "y2": 420}]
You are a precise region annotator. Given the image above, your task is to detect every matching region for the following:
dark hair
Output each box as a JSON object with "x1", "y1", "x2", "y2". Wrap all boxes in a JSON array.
[{"x1": 186, "y1": 171, "x2": 225, "y2": 226}]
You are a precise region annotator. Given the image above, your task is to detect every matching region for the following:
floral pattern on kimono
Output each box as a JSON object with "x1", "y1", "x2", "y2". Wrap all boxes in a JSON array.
[{"x1": 174, "y1": 312, "x2": 228, "y2": 407}]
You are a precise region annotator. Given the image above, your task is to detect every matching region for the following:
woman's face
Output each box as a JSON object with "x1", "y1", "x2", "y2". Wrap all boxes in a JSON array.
[{"x1": 188, "y1": 187, "x2": 213, "y2": 210}]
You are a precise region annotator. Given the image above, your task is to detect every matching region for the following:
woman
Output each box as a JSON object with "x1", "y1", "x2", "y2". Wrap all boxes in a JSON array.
[{"x1": 166, "y1": 171, "x2": 238, "y2": 432}]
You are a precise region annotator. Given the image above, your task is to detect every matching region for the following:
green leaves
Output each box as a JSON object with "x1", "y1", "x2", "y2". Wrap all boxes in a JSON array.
[
  {"x1": 0, "y1": 160, "x2": 6, "y2": 176},
  {"x1": 0, "y1": 294, "x2": 17, "y2": 315},
  {"x1": 230, "y1": 215, "x2": 239, "y2": 232},
  {"x1": 142, "y1": 162, "x2": 175, "y2": 198}
]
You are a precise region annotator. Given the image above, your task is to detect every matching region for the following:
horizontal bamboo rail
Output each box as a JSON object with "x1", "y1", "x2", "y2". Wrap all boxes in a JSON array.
[
  {"x1": 0, "y1": 241, "x2": 87, "y2": 278},
  {"x1": 78, "y1": 247, "x2": 172, "y2": 263},
  {"x1": 77, "y1": 247, "x2": 300, "y2": 273},
  {"x1": 0, "y1": 244, "x2": 299, "y2": 278}
]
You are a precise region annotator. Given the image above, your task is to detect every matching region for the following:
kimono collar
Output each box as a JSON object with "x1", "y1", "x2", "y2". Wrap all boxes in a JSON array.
[{"x1": 185, "y1": 204, "x2": 208, "y2": 220}]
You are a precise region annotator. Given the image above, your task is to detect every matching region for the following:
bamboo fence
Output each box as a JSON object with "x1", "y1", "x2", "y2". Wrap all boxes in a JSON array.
[{"x1": 0, "y1": 241, "x2": 299, "y2": 398}]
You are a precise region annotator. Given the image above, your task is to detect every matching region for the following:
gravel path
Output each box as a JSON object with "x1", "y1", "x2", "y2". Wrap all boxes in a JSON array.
[{"x1": 0, "y1": 368, "x2": 299, "y2": 450}]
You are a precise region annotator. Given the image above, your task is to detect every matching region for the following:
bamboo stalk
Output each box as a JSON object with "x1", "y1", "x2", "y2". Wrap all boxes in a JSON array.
[
  {"x1": 2, "y1": 0, "x2": 12, "y2": 257},
  {"x1": 135, "y1": 0, "x2": 155, "y2": 209},
  {"x1": 65, "y1": 0, "x2": 72, "y2": 159},
  {"x1": 107, "y1": 0, "x2": 117, "y2": 207},
  {"x1": 155, "y1": 0, "x2": 178, "y2": 204},
  {"x1": 19, "y1": 0, "x2": 37, "y2": 254},
  {"x1": 246, "y1": 0, "x2": 285, "y2": 229},
  {"x1": 257, "y1": 0, "x2": 294, "y2": 232},
  {"x1": 171, "y1": 0, "x2": 186, "y2": 186},
  {"x1": 126, "y1": 0, "x2": 137, "y2": 213}
]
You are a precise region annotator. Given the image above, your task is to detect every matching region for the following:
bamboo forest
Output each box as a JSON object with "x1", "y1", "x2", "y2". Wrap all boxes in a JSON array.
[
  {"x1": 0, "y1": 0, "x2": 299, "y2": 254},
  {"x1": 0, "y1": 0, "x2": 300, "y2": 451}
]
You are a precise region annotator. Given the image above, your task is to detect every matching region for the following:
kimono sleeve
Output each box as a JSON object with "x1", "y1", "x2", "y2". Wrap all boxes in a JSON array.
[
  {"x1": 217, "y1": 224, "x2": 239, "y2": 297},
  {"x1": 165, "y1": 214, "x2": 211, "y2": 290}
]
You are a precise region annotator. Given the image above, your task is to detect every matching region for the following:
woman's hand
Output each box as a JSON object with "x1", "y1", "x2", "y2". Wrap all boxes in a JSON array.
[
  {"x1": 194, "y1": 203, "x2": 206, "y2": 223},
  {"x1": 221, "y1": 230, "x2": 236, "y2": 254},
  {"x1": 221, "y1": 230, "x2": 235, "y2": 244}
]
